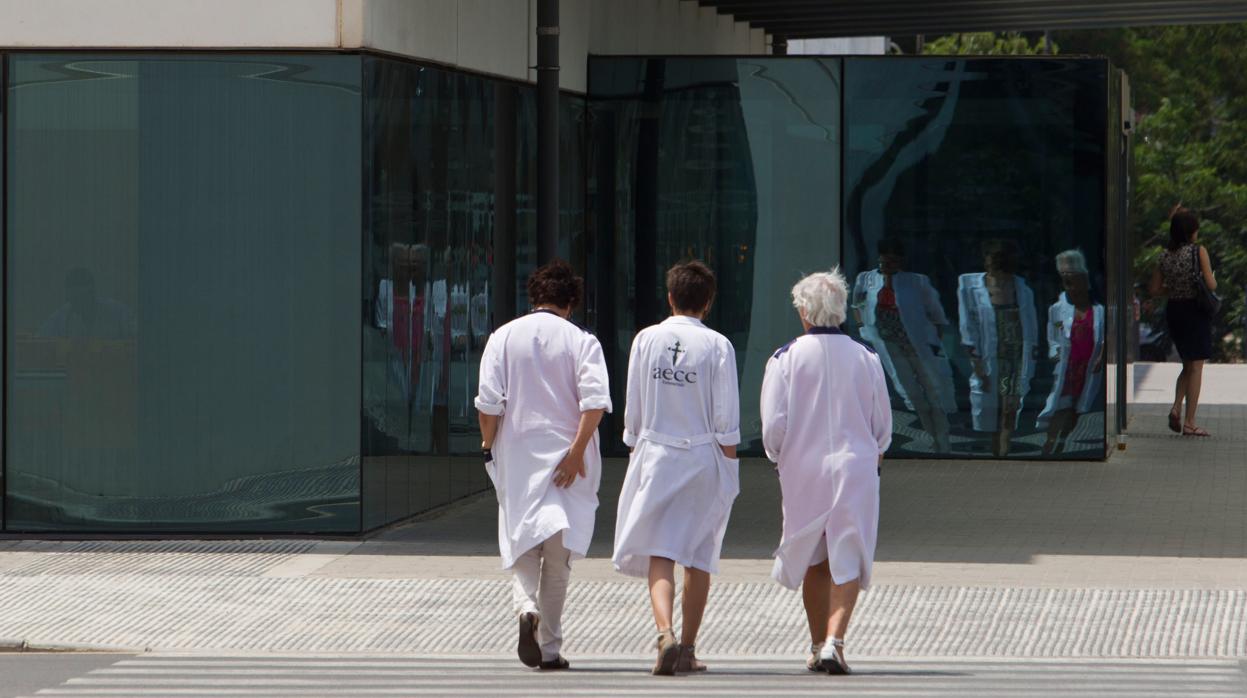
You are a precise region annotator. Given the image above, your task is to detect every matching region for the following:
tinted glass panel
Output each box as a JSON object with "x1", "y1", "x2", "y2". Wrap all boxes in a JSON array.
[
  {"x1": 589, "y1": 57, "x2": 842, "y2": 453},
  {"x1": 843, "y1": 58, "x2": 1108, "y2": 459},
  {"x1": 5, "y1": 54, "x2": 362, "y2": 531},
  {"x1": 361, "y1": 57, "x2": 586, "y2": 528}
]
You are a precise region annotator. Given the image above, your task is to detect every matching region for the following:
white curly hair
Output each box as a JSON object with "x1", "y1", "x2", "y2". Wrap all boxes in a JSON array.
[{"x1": 790, "y1": 268, "x2": 849, "y2": 328}]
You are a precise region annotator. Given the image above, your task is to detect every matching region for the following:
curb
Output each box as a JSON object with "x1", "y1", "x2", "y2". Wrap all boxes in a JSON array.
[{"x1": 0, "y1": 638, "x2": 147, "y2": 653}]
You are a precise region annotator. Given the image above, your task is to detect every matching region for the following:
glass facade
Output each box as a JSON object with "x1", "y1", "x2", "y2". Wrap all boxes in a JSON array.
[
  {"x1": 4, "y1": 54, "x2": 363, "y2": 531},
  {"x1": 0, "y1": 51, "x2": 1125, "y2": 533},
  {"x1": 843, "y1": 58, "x2": 1109, "y2": 459},
  {"x1": 359, "y1": 56, "x2": 586, "y2": 529},
  {"x1": 1, "y1": 52, "x2": 586, "y2": 533},
  {"x1": 588, "y1": 57, "x2": 843, "y2": 451},
  {"x1": 590, "y1": 56, "x2": 1114, "y2": 460}
]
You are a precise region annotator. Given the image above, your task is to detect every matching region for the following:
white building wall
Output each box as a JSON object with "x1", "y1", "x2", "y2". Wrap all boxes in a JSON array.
[
  {"x1": 0, "y1": 0, "x2": 769, "y2": 92},
  {"x1": 0, "y1": 0, "x2": 342, "y2": 47}
]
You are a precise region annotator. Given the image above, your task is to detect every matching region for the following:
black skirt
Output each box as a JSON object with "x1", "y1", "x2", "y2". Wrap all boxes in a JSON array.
[{"x1": 1166, "y1": 298, "x2": 1213, "y2": 361}]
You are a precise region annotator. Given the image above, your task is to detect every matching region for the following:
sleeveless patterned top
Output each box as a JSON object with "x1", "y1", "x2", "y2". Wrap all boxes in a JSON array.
[{"x1": 1159, "y1": 244, "x2": 1199, "y2": 300}]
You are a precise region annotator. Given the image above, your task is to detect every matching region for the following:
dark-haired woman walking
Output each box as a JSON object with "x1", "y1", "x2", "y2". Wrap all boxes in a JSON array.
[{"x1": 1149, "y1": 208, "x2": 1217, "y2": 437}]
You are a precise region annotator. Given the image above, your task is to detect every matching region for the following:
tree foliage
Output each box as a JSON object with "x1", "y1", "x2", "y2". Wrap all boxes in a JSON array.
[{"x1": 925, "y1": 25, "x2": 1247, "y2": 360}]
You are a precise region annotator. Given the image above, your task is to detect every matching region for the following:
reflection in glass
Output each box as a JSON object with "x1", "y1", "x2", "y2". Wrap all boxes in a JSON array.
[
  {"x1": 6, "y1": 54, "x2": 362, "y2": 530},
  {"x1": 361, "y1": 57, "x2": 585, "y2": 529},
  {"x1": 843, "y1": 57, "x2": 1108, "y2": 459},
  {"x1": 1036, "y1": 250, "x2": 1105, "y2": 455},
  {"x1": 852, "y1": 240, "x2": 956, "y2": 454},
  {"x1": 588, "y1": 57, "x2": 841, "y2": 452},
  {"x1": 958, "y1": 241, "x2": 1040, "y2": 458}
]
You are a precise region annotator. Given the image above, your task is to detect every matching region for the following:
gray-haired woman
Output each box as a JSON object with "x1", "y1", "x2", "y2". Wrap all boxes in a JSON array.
[{"x1": 761, "y1": 268, "x2": 892, "y2": 675}]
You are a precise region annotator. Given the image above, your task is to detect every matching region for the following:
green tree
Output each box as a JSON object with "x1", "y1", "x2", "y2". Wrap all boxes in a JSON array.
[{"x1": 922, "y1": 31, "x2": 1052, "y2": 55}]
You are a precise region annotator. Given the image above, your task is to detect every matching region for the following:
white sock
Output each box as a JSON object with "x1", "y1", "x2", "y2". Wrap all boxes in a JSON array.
[{"x1": 819, "y1": 639, "x2": 843, "y2": 659}]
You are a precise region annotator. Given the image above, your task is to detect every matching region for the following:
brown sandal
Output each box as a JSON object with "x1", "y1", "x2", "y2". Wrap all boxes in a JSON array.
[
  {"x1": 652, "y1": 628, "x2": 679, "y2": 676},
  {"x1": 675, "y1": 644, "x2": 707, "y2": 673},
  {"x1": 1168, "y1": 410, "x2": 1182, "y2": 433},
  {"x1": 1183, "y1": 424, "x2": 1211, "y2": 437}
]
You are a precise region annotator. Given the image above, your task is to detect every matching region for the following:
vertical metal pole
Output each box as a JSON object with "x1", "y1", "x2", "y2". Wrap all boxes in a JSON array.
[
  {"x1": 537, "y1": 0, "x2": 559, "y2": 265},
  {"x1": 493, "y1": 84, "x2": 517, "y2": 324}
]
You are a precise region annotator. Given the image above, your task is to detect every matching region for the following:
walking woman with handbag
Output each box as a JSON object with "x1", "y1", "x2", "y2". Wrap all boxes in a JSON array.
[{"x1": 1149, "y1": 206, "x2": 1218, "y2": 437}]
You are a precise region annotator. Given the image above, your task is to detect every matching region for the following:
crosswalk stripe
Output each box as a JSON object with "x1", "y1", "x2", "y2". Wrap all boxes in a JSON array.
[
  {"x1": 24, "y1": 657, "x2": 1243, "y2": 698},
  {"x1": 26, "y1": 688, "x2": 1247, "y2": 693}
]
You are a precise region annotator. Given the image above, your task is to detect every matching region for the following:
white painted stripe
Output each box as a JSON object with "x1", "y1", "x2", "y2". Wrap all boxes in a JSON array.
[
  {"x1": 31, "y1": 689, "x2": 1247, "y2": 698},
  {"x1": 86, "y1": 666, "x2": 1242, "y2": 682}
]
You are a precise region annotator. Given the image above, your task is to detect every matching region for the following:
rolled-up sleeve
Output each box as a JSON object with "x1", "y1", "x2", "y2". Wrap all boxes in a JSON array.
[
  {"x1": 869, "y1": 354, "x2": 893, "y2": 454},
  {"x1": 712, "y1": 340, "x2": 741, "y2": 446},
  {"x1": 760, "y1": 356, "x2": 788, "y2": 463},
  {"x1": 577, "y1": 335, "x2": 613, "y2": 413},
  {"x1": 473, "y1": 331, "x2": 507, "y2": 416}
]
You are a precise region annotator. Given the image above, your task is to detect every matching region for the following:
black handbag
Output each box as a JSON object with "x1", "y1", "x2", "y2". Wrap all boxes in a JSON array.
[{"x1": 1190, "y1": 245, "x2": 1221, "y2": 316}]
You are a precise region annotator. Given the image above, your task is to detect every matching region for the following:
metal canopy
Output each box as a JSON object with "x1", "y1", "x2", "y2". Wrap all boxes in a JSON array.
[{"x1": 698, "y1": 0, "x2": 1247, "y2": 39}]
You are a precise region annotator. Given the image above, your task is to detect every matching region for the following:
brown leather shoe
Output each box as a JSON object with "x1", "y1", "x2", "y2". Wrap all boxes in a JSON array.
[
  {"x1": 652, "y1": 628, "x2": 679, "y2": 676},
  {"x1": 539, "y1": 655, "x2": 570, "y2": 670},
  {"x1": 517, "y1": 612, "x2": 541, "y2": 668},
  {"x1": 675, "y1": 644, "x2": 707, "y2": 673}
]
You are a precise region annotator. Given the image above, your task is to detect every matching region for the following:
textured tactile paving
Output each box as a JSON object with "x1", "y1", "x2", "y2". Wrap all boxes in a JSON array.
[
  {"x1": 0, "y1": 570, "x2": 1244, "y2": 657},
  {"x1": 1, "y1": 540, "x2": 316, "y2": 577}
]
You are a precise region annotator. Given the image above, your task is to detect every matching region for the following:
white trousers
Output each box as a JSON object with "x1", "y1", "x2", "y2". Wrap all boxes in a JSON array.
[{"x1": 511, "y1": 531, "x2": 572, "y2": 661}]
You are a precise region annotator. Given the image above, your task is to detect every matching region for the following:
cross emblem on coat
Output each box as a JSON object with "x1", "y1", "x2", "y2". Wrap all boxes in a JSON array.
[{"x1": 668, "y1": 341, "x2": 685, "y2": 365}]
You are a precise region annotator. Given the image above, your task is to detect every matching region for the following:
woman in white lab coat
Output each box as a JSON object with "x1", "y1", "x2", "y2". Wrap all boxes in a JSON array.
[
  {"x1": 852, "y1": 239, "x2": 957, "y2": 454},
  {"x1": 1036, "y1": 250, "x2": 1105, "y2": 455},
  {"x1": 957, "y1": 241, "x2": 1039, "y2": 458},
  {"x1": 475, "y1": 260, "x2": 612, "y2": 671},
  {"x1": 761, "y1": 269, "x2": 892, "y2": 676},
  {"x1": 613, "y1": 261, "x2": 740, "y2": 676}
]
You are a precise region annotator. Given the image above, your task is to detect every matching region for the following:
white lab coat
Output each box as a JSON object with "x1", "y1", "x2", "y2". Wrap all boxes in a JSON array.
[
  {"x1": 956, "y1": 273, "x2": 1038, "y2": 431},
  {"x1": 761, "y1": 328, "x2": 892, "y2": 591},
  {"x1": 612, "y1": 315, "x2": 741, "y2": 577},
  {"x1": 474, "y1": 310, "x2": 613, "y2": 569},
  {"x1": 1036, "y1": 295, "x2": 1105, "y2": 426},
  {"x1": 852, "y1": 270, "x2": 957, "y2": 413}
]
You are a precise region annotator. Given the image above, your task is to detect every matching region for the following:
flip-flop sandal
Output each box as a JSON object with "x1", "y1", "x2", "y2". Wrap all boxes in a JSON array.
[
  {"x1": 1183, "y1": 425, "x2": 1211, "y2": 437},
  {"x1": 1168, "y1": 411, "x2": 1182, "y2": 433}
]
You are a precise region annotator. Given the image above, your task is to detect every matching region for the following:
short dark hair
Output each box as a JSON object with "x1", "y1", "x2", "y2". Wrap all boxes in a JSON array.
[
  {"x1": 877, "y1": 238, "x2": 906, "y2": 257},
  {"x1": 527, "y1": 259, "x2": 583, "y2": 310},
  {"x1": 1168, "y1": 207, "x2": 1199, "y2": 251},
  {"x1": 982, "y1": 239, "x2": 1019, "y2": 275},
  {"x1": 666, "y1": 260, "x2": 716, "y2": 314}
]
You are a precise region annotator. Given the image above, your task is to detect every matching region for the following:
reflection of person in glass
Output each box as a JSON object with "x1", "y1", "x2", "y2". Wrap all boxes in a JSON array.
[
  {"x1": 957, "y1": 241, "x2": 1038, "y2": 458},
  {"x1": 376, "y1": 243, "x2": 429, "y2": 406},
  {"x1": 1036, "y1": 250, "x2": 1104, "y2": 455},
  {"x1": 852, "y1": 239, "x2": 957, "y2": 454},
  {"x1": 40, "y1": 268, "x2": 136, "y2": 339}
]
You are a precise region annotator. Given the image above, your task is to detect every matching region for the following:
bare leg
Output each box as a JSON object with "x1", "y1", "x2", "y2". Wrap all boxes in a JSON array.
[
  {"x1": 1184, "y1": 360, "x2": 1205, "y2": 428},
  {"x1": 647, "y1": 557, "x2": 676, "y2": 632},
  {"x1": 826, "y1": 578, "x2": 862, "y2": 642},
  {"x1": 680, "y1": 567, "x2": 710, "y2": 646},
  {"x1": 802, "y1": 563, "x2": 831, "y2": 646},
  {"x1": 1172, "y1": 364, "x2": 1190, "y2": 416}
]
